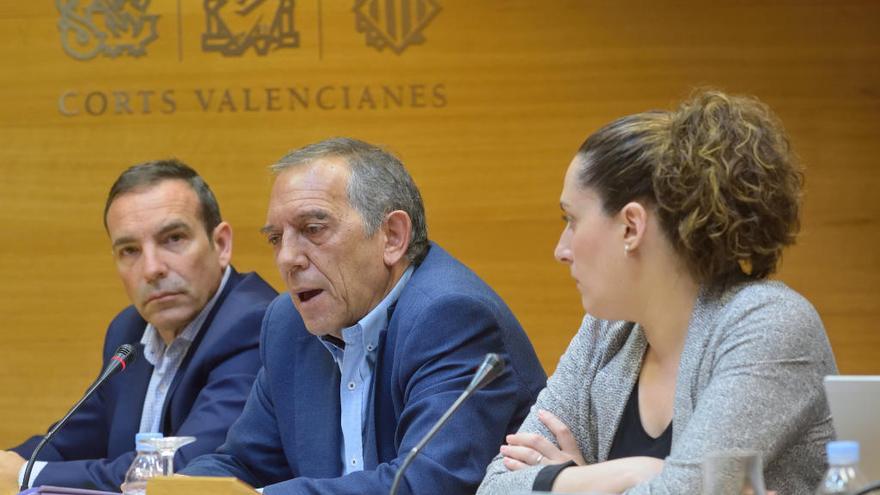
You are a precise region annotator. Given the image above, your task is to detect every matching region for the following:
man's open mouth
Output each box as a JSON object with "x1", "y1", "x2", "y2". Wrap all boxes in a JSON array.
[{"x1": 297, "y1": 289, "x2": 323, "y2": 302}]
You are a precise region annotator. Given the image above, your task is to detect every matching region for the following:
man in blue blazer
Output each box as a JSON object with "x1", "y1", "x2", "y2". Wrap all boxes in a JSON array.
[
  {"x1": 182, "y1": 138, "x2": 546, "y2": 494},
  {"x1": 2, "y1": 160, "x2": 277, "y2": 491}
]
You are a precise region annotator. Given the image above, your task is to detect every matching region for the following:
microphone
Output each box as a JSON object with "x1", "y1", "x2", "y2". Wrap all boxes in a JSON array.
[
  {"x1": 21, "y1": 344, "x2": 137, "y2": 491},
  {"x1": 389, "y1": 353, "x2": 505, "y2": 495}
]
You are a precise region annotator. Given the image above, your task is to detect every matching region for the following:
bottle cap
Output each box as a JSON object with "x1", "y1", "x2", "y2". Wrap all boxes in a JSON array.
[
  {"x1": 827, "y1": 440, "x2": 860, "y2": 465},
  {"x1": 134, "y1": 432, "x2": 163, "y2": 452}
]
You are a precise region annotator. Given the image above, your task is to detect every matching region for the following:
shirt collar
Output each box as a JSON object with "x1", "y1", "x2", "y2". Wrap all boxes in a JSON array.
[
  {"x1": 140, "y1": 266, "x2": 232, "y2": 365},
  {"x1": 321, "y1": 265, "x2": 414, "y2": 354}
]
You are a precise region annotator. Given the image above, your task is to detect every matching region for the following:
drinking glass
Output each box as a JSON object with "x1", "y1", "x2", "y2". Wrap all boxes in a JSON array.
[
  {"x1": 141, "y1": 436, "x2": 196, "y2": 476},
  {"x1": 701, "y1": 449, "x2": 767, "y2": 495}
]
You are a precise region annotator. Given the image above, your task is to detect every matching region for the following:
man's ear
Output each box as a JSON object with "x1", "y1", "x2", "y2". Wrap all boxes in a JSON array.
[
  {"x1": 382, "y1": 210, "x2": 412, "y2": 266},
  {"x1": 211, "y1": 221, "x2": 233, "y2": 269},
  {"x1": 620, "y1": 201, "x2": 648, "y2": 253}
]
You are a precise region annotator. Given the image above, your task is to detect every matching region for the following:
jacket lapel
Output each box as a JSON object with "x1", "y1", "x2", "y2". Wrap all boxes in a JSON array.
[
  {"x1": 671, "y1": 287, "x2": 715, "y2": 445},
  {"x1": 160, "y1": 270, "x2": 241, "y2": 432},
  {"x1": 293, "y1": 336, "x2": 343, "y2": 478},
  {"x1": 593, "y1": 325, "x2": 646, "y2": 461},
  {"x1": 362, "y1": 326, "x2": 391, "y2": 470}
]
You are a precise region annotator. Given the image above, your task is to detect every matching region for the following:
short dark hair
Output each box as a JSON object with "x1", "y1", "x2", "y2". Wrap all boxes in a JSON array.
[
  {"x1": 271, "y1": 137, "x2": 430, "y2": 264},
  {"x1": 103, "y1": 159, "x2": 222, "y2": 237}
]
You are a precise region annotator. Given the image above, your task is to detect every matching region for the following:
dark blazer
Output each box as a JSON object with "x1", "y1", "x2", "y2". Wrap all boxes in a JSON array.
[
  {"x1": 11, "y1": 269, "x2": 277, "y2": 491},
  {"x1": 182, "y1": 243, "x2": 547, "y2": 495}
]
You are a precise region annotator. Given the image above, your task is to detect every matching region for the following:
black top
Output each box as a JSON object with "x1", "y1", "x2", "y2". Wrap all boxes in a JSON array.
[
  {"x1": 607, "y1": 380, "x2": 673, "y2": 460},
  {"x1": 533, "y1": 380, "x2": 673, "y2": 491}
]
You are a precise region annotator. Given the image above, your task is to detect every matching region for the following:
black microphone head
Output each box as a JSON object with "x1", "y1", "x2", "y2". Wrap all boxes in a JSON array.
[
  {"x1": 116, "y1": 344, "x2": 137, "y2": 366},
  {"x1": 100, "y1": 344, "x2": 137, "y2": 381},
  {"x1": 468, "y1": 353, "x2": 505, "y2": 392}
]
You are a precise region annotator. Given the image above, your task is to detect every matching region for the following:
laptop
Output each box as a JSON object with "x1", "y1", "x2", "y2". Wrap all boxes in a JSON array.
[{"x1": 824, "y1": 375, "x2": 880, "y2": 480}]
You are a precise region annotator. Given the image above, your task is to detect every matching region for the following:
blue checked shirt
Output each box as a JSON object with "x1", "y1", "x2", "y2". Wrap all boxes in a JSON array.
[
  {"x1": 138, "y1": 266, "x2": 231, "y2": 433},
  {"x1": 319, "y1": 266, "x2": 413, "y2": 475}
]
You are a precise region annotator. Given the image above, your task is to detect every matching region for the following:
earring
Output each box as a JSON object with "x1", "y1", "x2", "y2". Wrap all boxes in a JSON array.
[{"x1": 624, "y1": 243, "x2": 631, "y2": 254}]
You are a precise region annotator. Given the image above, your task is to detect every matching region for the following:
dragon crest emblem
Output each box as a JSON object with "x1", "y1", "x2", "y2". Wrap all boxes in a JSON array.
[{"x1": 56, "y1": 0, "x2": 160, "y2": 61}]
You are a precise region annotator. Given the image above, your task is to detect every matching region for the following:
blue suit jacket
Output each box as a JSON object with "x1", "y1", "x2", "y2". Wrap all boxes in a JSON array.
[
  {"x1": 182, "y1": 244, "x2": 547, "y2": 495},
  {"x1": 10, "y1": 269, "x2": 277, "y2": 491}
]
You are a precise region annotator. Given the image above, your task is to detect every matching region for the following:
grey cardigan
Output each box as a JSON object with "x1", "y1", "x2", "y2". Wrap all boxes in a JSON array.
[{"x1": 478, "y1": 281, "x2": 837, "y2": 494}]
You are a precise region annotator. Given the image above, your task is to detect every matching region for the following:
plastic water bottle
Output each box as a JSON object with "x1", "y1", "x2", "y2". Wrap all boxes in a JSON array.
[
  {"x1": 121, "y1": 432, "x2": 163, "y2": 495},
  {"x1": 816, "y1": 441, "x2": 869, "y2": 494}
]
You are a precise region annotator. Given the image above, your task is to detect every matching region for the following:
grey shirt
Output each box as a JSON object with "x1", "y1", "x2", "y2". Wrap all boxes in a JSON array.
[{"x1": 478, "y1": 281, "x2": 837, "y2": 494}]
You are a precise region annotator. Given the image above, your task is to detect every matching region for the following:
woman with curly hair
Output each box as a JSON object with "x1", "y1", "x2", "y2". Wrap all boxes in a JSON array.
[{"x1": 477, "y1": 90, "x2": 837, "y2": 494}]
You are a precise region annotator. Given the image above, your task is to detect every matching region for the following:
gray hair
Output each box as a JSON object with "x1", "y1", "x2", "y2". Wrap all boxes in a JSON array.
[{"x1": 271, "y1": 137, "x2": 429, "y2": 264}]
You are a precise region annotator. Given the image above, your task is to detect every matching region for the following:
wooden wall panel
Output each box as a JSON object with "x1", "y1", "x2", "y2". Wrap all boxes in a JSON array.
[{"x1": 0, "y1": 1, "x2": 877, "y2": 447}]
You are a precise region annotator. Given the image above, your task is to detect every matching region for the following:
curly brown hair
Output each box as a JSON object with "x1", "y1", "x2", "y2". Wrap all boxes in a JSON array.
[{"x1": 576, "y1": 90, "x2": 803, "y2": 287}]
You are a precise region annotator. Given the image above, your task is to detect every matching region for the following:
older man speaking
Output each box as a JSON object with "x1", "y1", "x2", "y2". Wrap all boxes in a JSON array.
[{"x1": 182, "y1": 138, "x2": 546, "y2": 495}]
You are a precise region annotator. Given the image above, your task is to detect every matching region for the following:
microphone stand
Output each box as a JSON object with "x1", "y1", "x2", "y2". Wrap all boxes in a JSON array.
[
  {"x1": 20, "y1": 344, "x2": 136, "y2": 491},
  {"x1": 389, "y1": 353, "x2": 503, "y2": 495}
]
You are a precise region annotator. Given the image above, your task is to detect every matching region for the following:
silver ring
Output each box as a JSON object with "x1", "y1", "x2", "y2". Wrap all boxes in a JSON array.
[{"x1": 535, "y1": 454, "x2": 544, "y2": 464}]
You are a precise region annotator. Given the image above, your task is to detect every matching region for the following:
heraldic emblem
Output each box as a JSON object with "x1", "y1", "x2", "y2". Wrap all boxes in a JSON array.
[
  {"x1": 202, "y1": 0, "x2": 299, "y2": 56},
  {"x1": 354, "y1": 0, "x2": 441, "y2": 55},
  {"x1": 56, "y1": 0, "x2": 160, "y2": 61}
]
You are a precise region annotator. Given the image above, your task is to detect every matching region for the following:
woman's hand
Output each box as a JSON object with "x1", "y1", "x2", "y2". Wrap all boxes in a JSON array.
[
  {"x1": 500, "y1": 409, "x2": 586, "y2": 470},
  {"x1": 551, "y1": 456, "x2": 664, "y2": 493}
]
